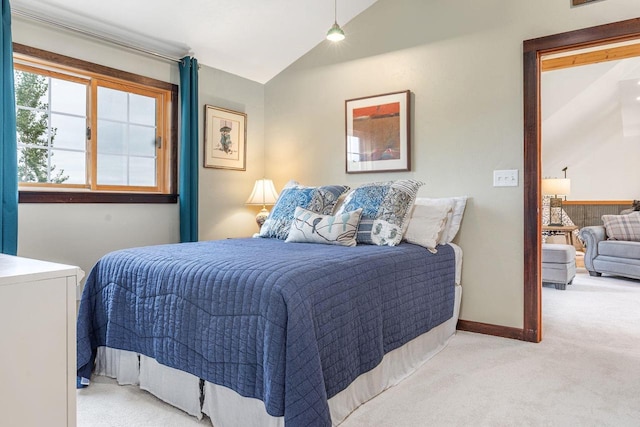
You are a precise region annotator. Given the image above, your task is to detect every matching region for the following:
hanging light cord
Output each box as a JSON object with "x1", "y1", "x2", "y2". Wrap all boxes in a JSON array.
[{"x1": 326, "y1": 0, "x2": 345, "y2": 41}]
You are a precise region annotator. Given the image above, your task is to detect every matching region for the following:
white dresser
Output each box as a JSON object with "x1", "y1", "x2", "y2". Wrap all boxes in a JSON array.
[{"x1": 0, "y1": 255, "x2": 82, "y2": 427}]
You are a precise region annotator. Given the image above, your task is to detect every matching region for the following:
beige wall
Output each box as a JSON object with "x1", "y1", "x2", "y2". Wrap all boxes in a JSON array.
[
  {"x1": 198, "y1": 67, "x2": 265, "y2": 241},
  {"x1": 12, "y1": 0, "x2": 640, "y2": 328},
  {"x1": 264, "y1": 0, "x2": 640, "y2": 328},
  {"x1": 13, "y1": 17, "x2": 265, "y2": 277}
]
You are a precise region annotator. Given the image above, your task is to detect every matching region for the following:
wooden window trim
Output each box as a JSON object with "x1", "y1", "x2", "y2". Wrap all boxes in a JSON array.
[
  {"x1": 19, "y1": 191, "x2": 177, "y2": 204},
  {"x1": 92, "y1": 81, "x2": 167, "y2": 193},
  {"x1": 14, "y1": 43, "x2": 175, "y2": 91},
  {"x1": 13, "y1": 43, "x2": 178, "y2": 204},
  {"x1": 15, "y1": 62, "x2": 90, "y2": 85}
]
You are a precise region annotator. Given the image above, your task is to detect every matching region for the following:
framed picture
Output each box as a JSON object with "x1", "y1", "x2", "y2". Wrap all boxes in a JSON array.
[
  {"x1": 345, "y1": 90, "x2": 411, "y2": 174},
  {"x1": 204, "y1": 105, "x2": 247, "y2": 170},
  {"x1": 571, "y1": 0, "x2": 602, "y2": 6}
]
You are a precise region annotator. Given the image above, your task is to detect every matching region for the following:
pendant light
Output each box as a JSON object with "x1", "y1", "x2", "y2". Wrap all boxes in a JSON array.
[{"x1": 326, "y1": 0, "x2": 345, "y2": 41}]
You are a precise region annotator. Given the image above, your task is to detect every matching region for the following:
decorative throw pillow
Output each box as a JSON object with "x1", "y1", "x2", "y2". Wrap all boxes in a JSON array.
[
  {"x1": 602, "y1": 211, "x2": 640, "y2": 241},
  {"x1": 404, "y1": 200, "x2": 454, "y2": 252},
  {"x1": 336, "y1": 180, "x2": 424, "y2": 246},
  {"x1": 259, "y1": 184, "x2": 350, "y2": 240},
  {"x1": 285, "y1": 207, "x2": 363, "y2": 247},
  {"x1": 414, "y1": 196, "x2": 468, "y2": 244}
]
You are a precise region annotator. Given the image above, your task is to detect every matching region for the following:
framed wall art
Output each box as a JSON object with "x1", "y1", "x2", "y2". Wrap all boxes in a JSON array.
[
  {"x1": 204, "y1": 105, "x2": 247, "y2": 170},
  {"x1": 571, "y1": 0, "x2": 602, "y2": 6},
  {"x1": 345, "y1": 90, "x2": 411, "y2": 174}
]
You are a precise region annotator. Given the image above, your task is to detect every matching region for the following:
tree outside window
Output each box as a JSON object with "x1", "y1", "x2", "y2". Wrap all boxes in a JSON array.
[{"x1": 15, "y1": 70, "x2": 68, "y2": 184}]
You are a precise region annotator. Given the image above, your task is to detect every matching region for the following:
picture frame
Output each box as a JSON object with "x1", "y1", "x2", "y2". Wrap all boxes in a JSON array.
[
  {"x1": 345, "y1": 90, "x2": 411, "y2": 174},
  {"x1": 571, "y1": 0, "x2": 602, "y2": 6},
  {"x1": 204, "y1": 105, "x2": 247, "y2": 170}
]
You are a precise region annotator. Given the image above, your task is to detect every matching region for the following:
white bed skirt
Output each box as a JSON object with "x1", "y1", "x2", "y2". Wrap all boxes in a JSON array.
[{"x1": 94, "y1": 284, "x2": 462, "y2": 426}]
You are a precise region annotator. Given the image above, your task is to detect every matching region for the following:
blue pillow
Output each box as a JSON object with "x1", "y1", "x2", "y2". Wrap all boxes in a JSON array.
[
  {"x1": 336, "y1": 180, "x2": 423, "y2": 246},
  {"x1": 259, "y1": 184, "x2": 350, "y2": 240}
]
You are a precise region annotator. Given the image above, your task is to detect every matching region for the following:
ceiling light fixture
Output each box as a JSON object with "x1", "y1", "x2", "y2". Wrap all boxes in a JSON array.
[{"x1": 326, "y1": 0, "x2": 345, "y2": 42}]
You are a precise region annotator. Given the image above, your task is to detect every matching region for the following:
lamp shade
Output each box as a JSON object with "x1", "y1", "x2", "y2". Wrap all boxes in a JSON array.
[
  {"x1": 542, "y1": 178, "x2": 570, "y2": 196},
  {"x1": 326, "y1": 23, "x2": 345, "y2": 41},
  {"x1": 246, "y1": 179, "x2": 279, "y2": 206}
]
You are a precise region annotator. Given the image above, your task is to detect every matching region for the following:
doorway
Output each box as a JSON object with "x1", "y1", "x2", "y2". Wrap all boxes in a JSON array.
[{"x1": 522, "y1": 17, "x2": 640, "y2": 343}]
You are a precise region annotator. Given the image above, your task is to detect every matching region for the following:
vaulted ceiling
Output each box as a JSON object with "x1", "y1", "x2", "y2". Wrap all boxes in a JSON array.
[{"x1": 11, "y1": 0, "x2": 379, "y2": 84}]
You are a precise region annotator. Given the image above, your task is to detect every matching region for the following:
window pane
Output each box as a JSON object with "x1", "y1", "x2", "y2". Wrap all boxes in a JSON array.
[
  {"x1": 97, "y1": 88, "x2": 158, "y2": 188},
  {"x1": 51, "y1": 113, "x2": 85, "y2": 151},
  {"x1": 129, "y1": 125, "x2": 156, "y2": 157},
  {"x1": 97, "y1": 154, "x2": 127, "y2": 185},
  {"x1": 98, "y1": 87, "x2": 127, "y2": 122},
  {"x1": 14, "y1": 70, "x2": 48, "y2": 109},
  {"x1": 97, "y1": 154, "x2": 156, "y2": 187},
  {"x1": 50, "y1": 150, "x2": 85, "y2": 184},
  {"x1": 130, "y1": 93, "x2": 156, "y2": 126},
  {"x1": 129, "y1": 157, "x2": 156, "y2": 186},
  {"x1": 17, "y1": 146, "x2": 76, "y2": 184},
  {"x1": 16, "y1": 109, "x2": 50, "y2": 147},
  {"x1": 50, "y1": 78, "x2": 86, "y2": 116},
  {"x1": 18, "y1": 146, "x2": 48, "y2": 183},
  {"x1": 97, "y1": 120, "x2": 126, "y2": 155}
]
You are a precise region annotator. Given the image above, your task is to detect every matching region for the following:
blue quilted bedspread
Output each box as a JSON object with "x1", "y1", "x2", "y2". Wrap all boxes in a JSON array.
[{"x1": 77, "y1": 238, "x2": 455, "y2": 426}]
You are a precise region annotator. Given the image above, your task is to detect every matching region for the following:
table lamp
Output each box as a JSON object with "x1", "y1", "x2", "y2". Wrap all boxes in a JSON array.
[
  {"x1": 246, "y1": 179, "x2": 279, "y2": 228},
  {"x1": 542, "y1": 178, "x2": 570, "y2": 226}
]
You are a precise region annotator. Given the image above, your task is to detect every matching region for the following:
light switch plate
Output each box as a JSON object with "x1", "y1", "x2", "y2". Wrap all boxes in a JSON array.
[{"x1": 493, "y1": 169, "x2": 518, "y2": 187}]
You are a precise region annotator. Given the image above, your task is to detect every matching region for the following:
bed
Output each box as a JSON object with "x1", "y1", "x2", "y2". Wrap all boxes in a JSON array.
[
  {"x1": 78, "y1": 180, "x2": 467, "y2": 426},
  {"x1": 77, "y1": 237, "x2": 462, "y2": 427}
]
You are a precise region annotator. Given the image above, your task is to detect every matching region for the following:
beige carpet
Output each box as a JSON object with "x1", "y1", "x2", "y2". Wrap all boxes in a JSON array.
[{"x1": 77, "y1": 270, "x2": 640, "y2": 426}]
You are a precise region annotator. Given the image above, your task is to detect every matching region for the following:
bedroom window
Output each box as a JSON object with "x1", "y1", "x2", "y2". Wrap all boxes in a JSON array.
[{"x1": 13, "y1": 44, "x2": 178, "y2": 203}]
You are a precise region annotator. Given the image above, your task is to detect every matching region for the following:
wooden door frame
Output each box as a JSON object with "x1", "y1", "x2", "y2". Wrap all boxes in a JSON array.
[{"x1": 522, "y1": 18, "x2": 640, "y2": 342}]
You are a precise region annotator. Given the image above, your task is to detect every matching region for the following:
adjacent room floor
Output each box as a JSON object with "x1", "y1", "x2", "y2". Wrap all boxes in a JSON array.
[{"x1": 77, "y1": 269, "x2": 640, "y2": 426}]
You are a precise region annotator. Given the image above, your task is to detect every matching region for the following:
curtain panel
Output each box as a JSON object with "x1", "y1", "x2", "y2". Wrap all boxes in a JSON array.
[
  {"x1": 179, "y1": 56, "x2": 199, "y2": 243},
  {"x1": 1, "y1": 0, "x2": 17, "y2": 255}
]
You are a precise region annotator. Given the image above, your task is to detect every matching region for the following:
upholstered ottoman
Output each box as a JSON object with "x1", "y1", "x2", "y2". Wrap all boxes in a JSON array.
[{"x1": 542, "y1": 243, "x2": 576, "y2": 290}]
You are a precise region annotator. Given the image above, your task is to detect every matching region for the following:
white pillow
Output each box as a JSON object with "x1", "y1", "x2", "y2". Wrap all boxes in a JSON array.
[
  {"x1": 285, "y1": 207, "x2": 363, "y2": 247},
  {"x1": 404, "y1": 201, "x2": 454, "y2": 251},
  {"x1": 414, "y1": 196, "x2": 468, "y2": 244}
]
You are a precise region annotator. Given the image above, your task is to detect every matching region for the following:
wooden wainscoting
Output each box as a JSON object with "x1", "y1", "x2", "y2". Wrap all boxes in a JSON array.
[{"x1": 563, "y1": 200, "x2": 633, "y2": 229}]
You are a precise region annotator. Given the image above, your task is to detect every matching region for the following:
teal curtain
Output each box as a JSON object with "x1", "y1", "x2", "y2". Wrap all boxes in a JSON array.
[
  {"x1": 179, "y1": 56, "x2": 198, "y2": 242},
  {"x1": 1, "y1": 0, "x2": 17, "y2": 255}
]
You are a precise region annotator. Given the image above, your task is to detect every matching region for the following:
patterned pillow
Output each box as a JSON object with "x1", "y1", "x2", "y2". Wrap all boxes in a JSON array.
[
  {"x1": 336, "y1": 180, "x2": 424, "y2": 246},
  {"x1": 602, "y1": 211, "x2": 640, "y2": 241},
  {"x1": 259, "y1": 184, "x2": 350, "y2": 240},
  {"x1": 285, "y1": 207, "x2": 363, "y2": 247}
]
